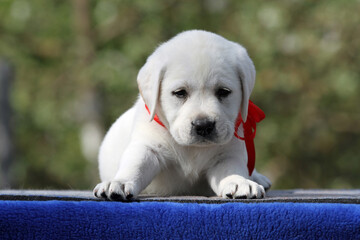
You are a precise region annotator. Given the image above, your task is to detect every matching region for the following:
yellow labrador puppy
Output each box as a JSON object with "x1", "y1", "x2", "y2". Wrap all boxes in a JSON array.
[{"x1": 94, "y1": 30, "x2": 271, "y2": 200}]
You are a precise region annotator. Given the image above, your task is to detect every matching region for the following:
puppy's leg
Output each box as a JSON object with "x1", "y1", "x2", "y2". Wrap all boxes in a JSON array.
[
  {"x1": 207, "y1": 158, "x2": 265, "y2": 199},
  {"x1": 94, "y1": 142, "x2": 161, "y2": 201}
]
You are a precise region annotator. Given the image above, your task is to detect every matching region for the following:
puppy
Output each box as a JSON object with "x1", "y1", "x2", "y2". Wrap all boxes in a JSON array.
[{"x1": 93, "y1": 30, "x2": 271, "y2": 200}]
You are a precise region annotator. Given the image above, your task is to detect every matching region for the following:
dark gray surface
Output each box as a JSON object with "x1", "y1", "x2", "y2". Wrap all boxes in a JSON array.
[{"x1": 0, "y1": 189, "x2": 360, "y2": 204}]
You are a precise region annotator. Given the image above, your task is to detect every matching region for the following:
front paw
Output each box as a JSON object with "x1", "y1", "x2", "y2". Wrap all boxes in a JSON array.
[
  {"x1": 93, "y1": 181, "x2": 136, "y2": 201},
  {"x1": 219, "y1": 175, "x2": 265, "y2": 199}
]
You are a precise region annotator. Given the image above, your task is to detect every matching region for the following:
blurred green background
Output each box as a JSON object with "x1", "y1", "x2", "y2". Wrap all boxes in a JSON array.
[{"x1": 0, "y1": 0, "x2": 359, "y2": 190}]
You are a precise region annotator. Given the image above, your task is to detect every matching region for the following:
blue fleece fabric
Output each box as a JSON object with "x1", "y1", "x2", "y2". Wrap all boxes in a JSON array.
[{"x1": 0, "y1": 201, "x2": 359, "y2": 240}]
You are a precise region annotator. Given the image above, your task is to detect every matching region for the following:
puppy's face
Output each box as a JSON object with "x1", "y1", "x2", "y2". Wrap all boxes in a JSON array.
[
  {"x1": 160, "y1": 58, "x2": 241, "y2": 146},
  {"x1": 138, "y1": 30, "x2": 256, "y2": 147}
]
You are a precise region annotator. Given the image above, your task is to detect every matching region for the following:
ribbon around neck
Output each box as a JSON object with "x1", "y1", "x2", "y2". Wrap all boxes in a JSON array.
[
  {"x1": 145, "y1": 104, "x2": 166, "y2": 128},
  {"x1": 145, "y1": 100, "x2": 265, "y2": 176},
  {"x1": 234, "y1": 100, "x2": 265, "y2": 176}
]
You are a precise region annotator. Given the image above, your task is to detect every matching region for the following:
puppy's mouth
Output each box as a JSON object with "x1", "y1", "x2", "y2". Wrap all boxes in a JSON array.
[
  {"x1": 171, "y1": 118, "x2": 233, "y2": 147},
  {"x1": 173, "y1": 132, "x2": 232, "y2": 147},
  {"x1": 187, "y1": 138, "x2": 220, "y2": 147},
  {"x1": 181, "y1": 129, "x2": 232, "y2": 147}
]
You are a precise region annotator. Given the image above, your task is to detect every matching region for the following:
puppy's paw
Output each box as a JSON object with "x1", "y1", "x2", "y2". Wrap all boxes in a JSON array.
[
  {"x1": 251, "y1": 170, "x2": 272, "y2": 191},
  {"x1": 219, "y1": 175, "x2": 265, "y2": 199},
  {"x1": 93, "y1": 181, "x2": 136, "y2": 201}
]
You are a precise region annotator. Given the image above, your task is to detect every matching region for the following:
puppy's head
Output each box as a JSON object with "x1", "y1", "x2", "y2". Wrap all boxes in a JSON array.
[{"x1": 138, "y1": 30, "x2": 255, "y2": 146}]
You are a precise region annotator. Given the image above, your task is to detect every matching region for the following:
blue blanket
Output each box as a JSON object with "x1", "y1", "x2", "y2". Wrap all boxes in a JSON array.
[{"x1": 1, "y1": 200, "x2": 359, "y2": 239}]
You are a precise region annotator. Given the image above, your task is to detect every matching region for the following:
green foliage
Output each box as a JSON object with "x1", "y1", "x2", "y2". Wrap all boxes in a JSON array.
[{"x1": 0, "y1": 0, "x2": 359, "y2": 189}]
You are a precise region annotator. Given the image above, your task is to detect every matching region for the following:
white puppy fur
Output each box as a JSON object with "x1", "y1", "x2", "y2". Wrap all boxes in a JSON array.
[{"x1": 94, "y1": 30, "x2": 271, "y2": 200}]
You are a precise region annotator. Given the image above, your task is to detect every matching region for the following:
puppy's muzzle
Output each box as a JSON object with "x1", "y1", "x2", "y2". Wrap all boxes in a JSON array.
[{"x1": 191, "y1": 118, "x2": 216, "y2": 138}]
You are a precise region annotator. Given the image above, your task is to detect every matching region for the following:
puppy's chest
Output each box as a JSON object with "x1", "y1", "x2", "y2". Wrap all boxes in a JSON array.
[{"x1": 159, "y1": 145, "x2": 219, "y2": 180}]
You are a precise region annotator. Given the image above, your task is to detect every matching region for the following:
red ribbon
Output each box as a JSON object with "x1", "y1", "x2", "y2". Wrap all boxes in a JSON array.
[
  {"x1": 234, "y1": 101, "x2": 265, "y2": 176},
  {"x1": 145, "y1": 104, "x2": 166, "y2": 128},
  {"x1": 145, "y1": 100, "x2": 265, "y2": 176}
]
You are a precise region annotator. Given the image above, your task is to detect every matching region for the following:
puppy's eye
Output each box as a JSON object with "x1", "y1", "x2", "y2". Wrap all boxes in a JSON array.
[
  {"x1": 172, "y1": 89, "x2": 188, "y2": 99},
  {"x1": 216, "y1": 88, "x2": 232, "y2": 99}
]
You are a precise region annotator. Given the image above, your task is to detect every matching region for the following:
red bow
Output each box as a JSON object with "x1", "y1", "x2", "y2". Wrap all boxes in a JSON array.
[{"x1": 145, "y1": 100, "x2": 265, "y2": 176}]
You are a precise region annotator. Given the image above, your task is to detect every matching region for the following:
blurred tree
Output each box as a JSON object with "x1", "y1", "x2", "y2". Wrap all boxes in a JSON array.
[
  {"x1": 0, "y1": 59, "x2": 14, "y2": 188},
  {"x1": 0, "y1": 0, "x2": 358, "y2": 189}
]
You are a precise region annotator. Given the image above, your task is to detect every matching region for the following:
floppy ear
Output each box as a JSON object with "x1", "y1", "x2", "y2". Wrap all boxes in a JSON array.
[
  {"x1": 137, "y1": 58, "x2": 166, "y2": 121},
  {"x1": 233, "y1": 43, "x2": 256, "y2": 122}
]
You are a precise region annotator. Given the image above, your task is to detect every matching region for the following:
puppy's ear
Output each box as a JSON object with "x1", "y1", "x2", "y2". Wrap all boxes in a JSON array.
[
  {"x1": 137, "y1": 58, "x2": 166, "y2": 121},
  {"x1": 233, "y1": 43, "x2": 256, "y2": 121}
]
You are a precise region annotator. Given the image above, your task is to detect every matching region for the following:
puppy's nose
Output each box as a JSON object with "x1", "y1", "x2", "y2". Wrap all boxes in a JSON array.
[{"x1": 192, "y1": 118, "x2": 216, "y2": 137}]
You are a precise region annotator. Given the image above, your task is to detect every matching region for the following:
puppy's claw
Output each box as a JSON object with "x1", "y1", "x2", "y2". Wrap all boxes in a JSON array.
[
  {"x1": 93, "y1": 182, "x2": 109, "y2": 199},
  {"x1": 235, "y1": 195, "x2": 247, "y2": 199},
  {"x1": 126, "y1": 193, "x2": 134, "y2": 200},
  {"x1": 225, "y1": 193, "x2": 233, "y2": 199},
  {"x1": 109, "y1": 192, "x2": 123, "y2": 201},
  {"x1": 100, "y1": 191, "x2": 107, "y2": 198}
]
